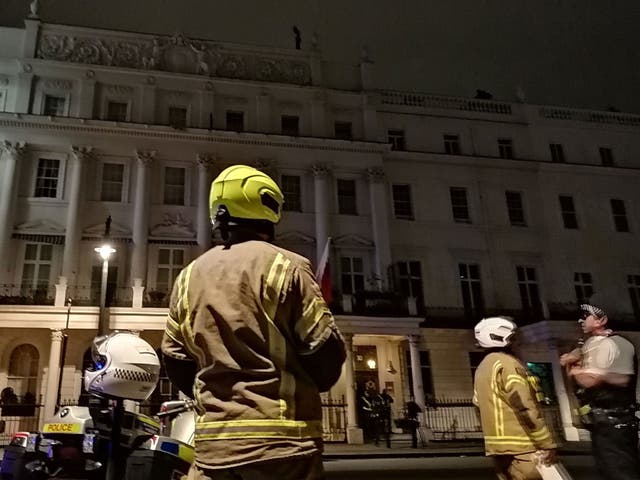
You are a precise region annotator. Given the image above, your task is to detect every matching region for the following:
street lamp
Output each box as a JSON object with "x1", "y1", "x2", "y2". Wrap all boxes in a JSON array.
[{"x1": 95, "y1": 243, "x2": 116, "y2": 336}]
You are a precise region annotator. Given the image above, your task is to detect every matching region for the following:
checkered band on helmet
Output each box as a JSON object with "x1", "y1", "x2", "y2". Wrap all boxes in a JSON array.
[
  {"x1": 580, "y1": 303, "x2": 606, "y2": 318},
  {"x1": 113, "y1": 368, "x2": 156, "y2": 383}
]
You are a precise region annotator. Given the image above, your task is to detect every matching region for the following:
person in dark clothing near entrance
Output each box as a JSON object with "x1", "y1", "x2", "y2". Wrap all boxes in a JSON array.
[
  {"x1": 560, "y1": 298, "x2": 640, "y2": 480},
  {"x1": 405, "y1": 395, "x2": 422, "y2": 448}
]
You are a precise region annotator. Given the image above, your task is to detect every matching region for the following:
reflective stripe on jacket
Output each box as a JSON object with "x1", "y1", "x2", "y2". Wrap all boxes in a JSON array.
[
  {"x1": 473, "y1": 352, "x2": 558, "y2": 455},
  {"x1": 161, "y1": 240, "x2": 343, "y2": 468}
]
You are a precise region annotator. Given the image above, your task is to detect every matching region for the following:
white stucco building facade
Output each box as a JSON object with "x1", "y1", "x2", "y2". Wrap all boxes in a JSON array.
[{"x1": 1, "y1": 15, "x2": 640, "y2": 444}]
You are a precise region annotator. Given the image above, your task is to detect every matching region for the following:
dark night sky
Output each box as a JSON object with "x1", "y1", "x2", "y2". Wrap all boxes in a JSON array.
[{"x1": 2, "y1": 0, "x2": 639, "y2": 112}]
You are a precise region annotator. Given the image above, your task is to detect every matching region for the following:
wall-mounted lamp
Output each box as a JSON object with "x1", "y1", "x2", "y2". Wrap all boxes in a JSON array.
[
  {"x1": 386, "y1": 360, "x2": 397, "y2": 374},
  {"x1": 366, "y1": 359, "x2": 377, "y2": 370}
]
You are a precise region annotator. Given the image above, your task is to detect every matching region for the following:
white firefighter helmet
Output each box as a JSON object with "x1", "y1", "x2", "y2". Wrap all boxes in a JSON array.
[
  {"x1": 474, "y1": 316, "x2": 517, "y2": 349},
  {"x1": 84, "y1": 331, "x2": 160, "y2": 401}
]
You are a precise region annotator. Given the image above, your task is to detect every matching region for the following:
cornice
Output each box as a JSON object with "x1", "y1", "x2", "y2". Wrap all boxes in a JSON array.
[{"x1": 0, "y1": 115, "x2": 388, "y2": 154}]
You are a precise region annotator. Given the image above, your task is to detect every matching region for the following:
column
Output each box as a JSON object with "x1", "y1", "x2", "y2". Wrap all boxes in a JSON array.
[
  {"x1": 77, "y1": 77, "x2": 96, "y2": 118},
  {"x1": 199, "y1": 84, "x2": 215, "y2": 129},
  {"x1": 256, "y1": 92, "x2": 271, "y2": 133},
  {"x1": 131, "y1": 150, "x2": 155, "y2": 284},
  {"x1": 312, "y1": 164, "x2": 331, "y2": 265},
  {"x1": 408, "y1": 335, "x2": 426, "y2": 416},
  {"x1": 0, "y1": 141, "x2": 26, "y2": 281},
  {"x1": 366, "y1": 167, "x2": 392, "y2": 290},
  {"x1": 310, "y1": 92, "x2": 326, "y2": 137},
  {"x1": 196, "y1": 154, "x2": 215, "y2": 255},
  {"x1": 139, "y1": 83, "x2": 157, "y2": 124},
  {"x1": 62, "y1": 146, "x2": 92, "y2": 284},
  {"x1": 14, "y1": 72, "x2": 34, "y2": 114},
  {"x1": 43, "y1": 329, "x2": 64, "y2": 420},
  {"x1": 362, "y1": 93, "x2": 380, "y2": 142},
  {"x1": 343, "y1": 333, "x2": 364, "y2": 444}
]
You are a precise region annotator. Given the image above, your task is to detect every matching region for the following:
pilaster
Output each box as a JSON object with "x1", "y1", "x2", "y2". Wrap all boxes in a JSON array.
[
  {"x1": 0, "y1": 141, "x2": 27, "y2": 281},
  {"x1": 312, "y1": 164, "x2": 331, "y2": 265},
  {"x1": 366, "y1": 167, "x2": 391, "y2": 289},
  {"x1": 62, "y1": 146, "x2": 92, "y2": 283},
  {"x1": 197, "y1": 153, "x2": 215, "y2": 254},
  {"x1": 131, "y1": 150, "x2": 155, "y2": 284}
]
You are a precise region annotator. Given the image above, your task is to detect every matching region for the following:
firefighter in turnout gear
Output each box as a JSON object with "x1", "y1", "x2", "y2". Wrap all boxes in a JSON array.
[
  {"x1": 473, "y1": 317, "x2": 558, "y2": 480},
  {"x1": 161, "y1": 165, "x2": 346, "y2": 480}
]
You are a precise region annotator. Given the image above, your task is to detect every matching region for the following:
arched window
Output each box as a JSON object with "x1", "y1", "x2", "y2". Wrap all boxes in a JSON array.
[{"x1": 7, "y1": 344, "x2": 39, "y2": 402}]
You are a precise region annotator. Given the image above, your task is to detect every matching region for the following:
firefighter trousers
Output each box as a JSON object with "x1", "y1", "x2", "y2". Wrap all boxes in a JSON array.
[
  {"x1": 493, "y1": 453, "x2": 541, "y2": 480},
  {"x1": 185, "y1": 452, "x2": 325, "y2": 480}
]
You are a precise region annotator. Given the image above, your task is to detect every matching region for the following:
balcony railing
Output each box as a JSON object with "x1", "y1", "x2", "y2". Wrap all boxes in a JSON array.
[
  {"x1": 0, "y1": 284, "x2": 55, "y2": 305},
  {"x1": 331, "y1": 291, "x2": 420, "y2": 317}
]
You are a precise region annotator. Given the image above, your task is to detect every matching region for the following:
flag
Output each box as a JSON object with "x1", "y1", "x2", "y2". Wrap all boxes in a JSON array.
[{"x1": 315, "y1": 237, "x2": 333, "y2": 305}]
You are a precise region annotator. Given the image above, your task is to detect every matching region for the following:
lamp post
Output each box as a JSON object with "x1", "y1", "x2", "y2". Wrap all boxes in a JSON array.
[
  {"x1": 55, "y1": 297, "x2": 72, "y2": 410},
  {"x1": 94, "y1": 243, "x2": 115, "y2": 336}
]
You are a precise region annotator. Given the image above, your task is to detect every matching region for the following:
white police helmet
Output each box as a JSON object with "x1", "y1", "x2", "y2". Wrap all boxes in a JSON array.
[
  {"x1": 84, "y1": 331, "x2": 160, "y2": 401},
  {"x1": 474, "y1": 317, "x2": 517, "y2": 349}
]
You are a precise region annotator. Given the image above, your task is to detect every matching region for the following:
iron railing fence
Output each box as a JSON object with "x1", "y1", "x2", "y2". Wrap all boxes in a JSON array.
[
  {"x1": 0, "y1": 404, "x2": 43, "y2": 445},
  {"x1": 421, "y1": 397, "x2": 565, "y2": 443}
]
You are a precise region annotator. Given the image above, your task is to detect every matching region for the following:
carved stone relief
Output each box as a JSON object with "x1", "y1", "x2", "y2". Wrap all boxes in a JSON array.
[
  {"x1": 151, "y1": 213, "x2": 195, "y2": 238},
  {"x1": 37, "y1": 31, "x2": 311, "y2": 85}
]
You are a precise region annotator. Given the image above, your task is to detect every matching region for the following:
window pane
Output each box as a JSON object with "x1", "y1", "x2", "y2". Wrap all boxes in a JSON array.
[
  {"x1": 25, "y1": 244, "x2": 37, "y2": 260},
  {"x1": 37, "y1": 265, "x2": 50, "y2": 284},
  {"x1": 39, "y1": 245, "x2": 52, "y2": 261},
  {"x1": 352, "y1": 257, "x2": 363, "y2": 272},
  {"x1": 172, "y1": 250, "x2": 184, "y2": 265},
  {"x1": 158, "y1": 249, "x2": 170, "y2": 264}
]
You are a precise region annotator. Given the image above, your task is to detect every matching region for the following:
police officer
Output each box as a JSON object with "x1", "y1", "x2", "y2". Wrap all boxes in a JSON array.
[
  {"x1": 560, "y1": 299, "x2": 639, "y2": 480},
  {"x1": 161, "y1": 165, "x2": 346, "y2": 480}
]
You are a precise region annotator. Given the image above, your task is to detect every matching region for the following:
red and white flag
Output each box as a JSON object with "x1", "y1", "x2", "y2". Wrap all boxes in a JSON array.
[{"x1": 315, "y1": 237, "x2": 333, "y2": 305}]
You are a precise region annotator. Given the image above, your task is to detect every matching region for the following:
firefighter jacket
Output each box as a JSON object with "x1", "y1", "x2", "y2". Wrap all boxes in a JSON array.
[
  {"x1": 473, "y1": 351, "x2": 558, "y2": 456},
  {"x1": 161, "y1": 240, "x2": 345, "y2": 469}
]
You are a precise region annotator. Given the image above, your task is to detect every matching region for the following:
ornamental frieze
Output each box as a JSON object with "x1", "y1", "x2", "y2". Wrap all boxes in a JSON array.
[{"x1": 37, "y1": 31, "x2": 311, "y2": 86}]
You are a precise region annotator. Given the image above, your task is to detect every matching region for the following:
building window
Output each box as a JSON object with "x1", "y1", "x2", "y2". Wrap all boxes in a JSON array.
[
  {"x1": 106, "y1": 101, "x2": 128, "y2": 122},
  {"x1": 599, "y1": 147, "x2": 614, "y2": 166},
  {"x1": 281, "y1": 115, "x2": 300, "y2": 136},
  {"x1": 459, "y1": 263, "x2": 484, "y2": 318},
  {"x1": 281, "y1": 175, "x2": 302, "y2": 212},
  {"x1": 168, "y1": 107, "x2": 188, "y2": 128},
  {"x1": 101, "y1": 163, "x2": 124, "y2": 202},
  {"x1": 7, "y1": 344, "x2": 39, "y2": 402},
  {"x1": 164, "y1": 167, "x2": 186, "y2": 205},
  {"x1": 157, "y1": 248, "x2": 185, "y2": 293},
  {"x1": 340, "y1": 256, "x2": 364, "y2": 295},
  {"x1": 226, "y1": 111, "x2": 244, "y2": 131},
  {"x1": 559, "y1": 195, "x2": 578, "y2": 229},
  {"x1": 334, "y1": 121, "x2": 352, "y2": 140},
  {"x1": 516, "y1": 266, "x2": 541, "y2": 314},
  {"x1": 450, "y1": 186, "x2": 471, "y2": 223},
  {"x1": 628, "y1": 274, "x2": 640, "y2": 318},
  {"x1": 444, "y1": 134, "x2": 461, "y2": 155},
  {"x1": 21, "y1": 244, "x2": 52, "y2": 298},
  {"x1": 34, "y1": 158, "x2": 60, "y2": 198},
  {"x1": 498, "y1": 138, "x2": 514, "y2": 159},
  {"x1": 396, "y1": 261, "x2": 423, "y2": 299},
  {"x1": 388, "y1": 129, "x2": 405, "y2": 151},
  {"x1": 505, "y1": 190, "x2": 526, "y2": 226},
  {"x1": 43, "y1": 95, "x2": 66, "y2": 116},
  {"x1": 337, "y1": 179, "x2": 357, "y2": 215},
  {"x1": 574, "y1": 272, "x2": 593, "y2": 304},
  {"x1": 550, "y1": 143, "x2": 565, "y2": 163},
  {"x1": 611, "y1": 199, "x2": 629, "y2": 232},
  {"x1": 392, "y1": 184, "x2": 414, "y2": 220},
  {"x1": 405, "y1": 350, "x2": 435, "y2": 400}
]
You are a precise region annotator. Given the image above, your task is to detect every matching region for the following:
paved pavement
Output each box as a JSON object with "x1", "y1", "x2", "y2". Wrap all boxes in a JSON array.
[{"x1": 323, "y1": 438, "x2": 592, "y2": 459}]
